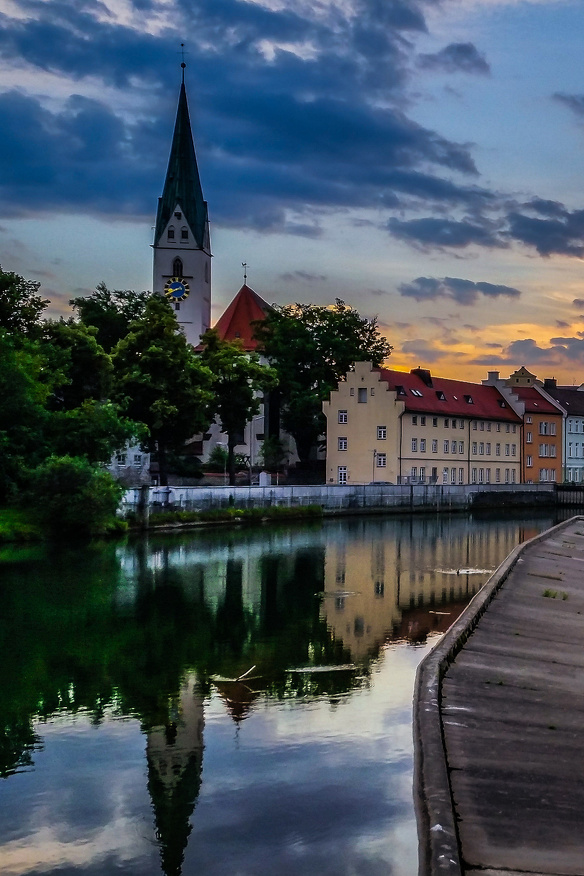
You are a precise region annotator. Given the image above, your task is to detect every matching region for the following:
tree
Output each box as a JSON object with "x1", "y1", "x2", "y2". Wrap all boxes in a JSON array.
[
  {"x1": 0, "y1": 267, "x2": 49, "y2": 338},
  {"x1": 71, "y1": 282, "x2": 151, "y2": 352},
  {"x1": 253, "y1": 299, "x2": 392, "y2": 463},
  {"x1": 199, "y1": 329, "x2": 278, "y2": 485},
  {"x1": 111, "y1": 296, "x2": 214, "y2": 486},
  {"x1": 39, "y1": 318, "x2": 113, "y2": 410}
]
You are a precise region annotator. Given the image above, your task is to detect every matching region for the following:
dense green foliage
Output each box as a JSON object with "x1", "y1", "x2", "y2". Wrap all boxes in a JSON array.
[
  {"x1": 0, "y1": 267, "x2": 49, "y2": 337},
  {"x1": 199, "y1": 328, "x2": 277, "y2": 484},
  {"x1": 70, "y1": 282, "x2": 150, "y2": 352},
  {"x1": 111, "y1": 295, "x2": 214, "y2": 485},
  {"x1": 254, "y1": 299, "x2": 392, "y2": 462},
  {"x1": 27, "y1": 456, "x2": 125, "y2": 538}
]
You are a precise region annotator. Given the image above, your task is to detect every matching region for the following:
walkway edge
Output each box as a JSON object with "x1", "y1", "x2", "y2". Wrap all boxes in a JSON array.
[{"x1": 412, "y1": 515, "x2": 584, "y2": 876}]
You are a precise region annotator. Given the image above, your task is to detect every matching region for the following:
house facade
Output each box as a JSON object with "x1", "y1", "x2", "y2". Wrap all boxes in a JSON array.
[
  {"x1": 541, "y1": 379, "x2": 584, "y2": 482},
  {"x1": 323, "y1": 362, "x2": 522, "y2": 486}
]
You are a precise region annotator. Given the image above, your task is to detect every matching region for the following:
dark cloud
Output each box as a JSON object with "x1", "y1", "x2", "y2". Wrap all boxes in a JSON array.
[
  {"x1": 418, "y1": 42, "x2": 490, "y2": 75},
  {"x1": 506, "y1": 206, "x2": 584, "y2": 257},
  {"x1": 553, "y1": 92, "x2": 584, "y2": 118},
  {"x1": 398, "y1": 275, "x2": 521, "y2": 305},
  {"x1": 368, "y1": 288, "x2": 390, "y2": 296},
  {"x1": 400, "y1": 338, "x2": 451, "y2": 362},
  {"x1": 0, "y1": 0, "x2": 487, "y2": 231},
  {"x1": 573, "y1": 299, "x2": 584, "y2": 308},
  {"x1": 556, "y1": 320, "x2": 570, "y2": 329},
  {"x1": 279, "y1": 270, "x2": 327, "y2": 282},
  {"x1": 388, "y1": 217, "x2": 503, "y2": 250}
]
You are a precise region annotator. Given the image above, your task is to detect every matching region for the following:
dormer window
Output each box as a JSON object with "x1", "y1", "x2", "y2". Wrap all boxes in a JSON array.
[
  {"x1": 396, "y1": 385, "x2": 406, "y2": 396},
  {"x1": 168, "y1": 226, "x2": 175, "y2": 240},
  {"x1": 464, "y1": 395, "x2": 474, "y2": 404},
  {"x1": 436, "y1": 390, "x2": 446, "y2": 401},
  {"x1": 181, "y1": 227, "x2": 188, "y2": 240},
  {"x1": 174, "y1": 211, "x2": 182, "y2": 219}
]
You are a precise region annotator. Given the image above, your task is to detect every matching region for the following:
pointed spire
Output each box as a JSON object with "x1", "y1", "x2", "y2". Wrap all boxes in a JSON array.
[{"x1": 154, "y1": 74, "x2": 208, "y2": 250}]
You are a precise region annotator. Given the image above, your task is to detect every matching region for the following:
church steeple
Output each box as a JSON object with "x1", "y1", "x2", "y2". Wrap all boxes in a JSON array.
[
  {"x1": 153, "y1": 67, "x2": 212, "y2": 347},
  {"x1": 154, "y1": 82, "x2": 208, "y2": 250}
]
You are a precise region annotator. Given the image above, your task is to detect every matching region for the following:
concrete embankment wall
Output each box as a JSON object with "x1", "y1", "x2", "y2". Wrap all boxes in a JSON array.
[
  {"x1": 121, "y1": 482, "x2": 556, "y2": 516},
  {"x1": 412, "y1": 516, "x2": 582, "y2": 876}
]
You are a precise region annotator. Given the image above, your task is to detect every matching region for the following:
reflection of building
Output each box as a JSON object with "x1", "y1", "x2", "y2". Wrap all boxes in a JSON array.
[
  {"x1": 320, "y1": 517, "x2": 539, "y2": 660},
  {"x1": 146, "y1": 672, "x2": 204, "y2": 876}
]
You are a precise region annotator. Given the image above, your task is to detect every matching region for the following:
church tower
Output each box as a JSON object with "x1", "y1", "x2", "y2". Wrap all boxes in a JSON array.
[{"x1": 153, "y1": 65, "x2": 211, "y2": 347}]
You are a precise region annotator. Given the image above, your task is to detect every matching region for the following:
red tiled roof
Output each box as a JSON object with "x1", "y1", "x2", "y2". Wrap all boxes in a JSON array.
[
  {"x1": 377, "y1": 367, "x2": 522, "y2": 422},
  {"x1": 213, "y1": 284, "x2": 271, "y2": 351},
  {"x1": 508, "y1": 385, "x2": 563, "y2": 415}
]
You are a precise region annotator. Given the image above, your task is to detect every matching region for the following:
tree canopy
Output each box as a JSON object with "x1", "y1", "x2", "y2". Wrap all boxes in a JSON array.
[
  {"x1": 71, "y1": 282, "x2": 151, "y2": 352},
  {"x1": 111, "y1": 296, "x2": 214, "y2": 485},
  {"x1": 0, "y1": 267, "x2": 49, "y2": 338},
  {"x1": 199, "y1": 328, "x2": 277, "y2": 484},
  {"x1": 253, "y1": 299, "x2": 392, "y2": 462}
]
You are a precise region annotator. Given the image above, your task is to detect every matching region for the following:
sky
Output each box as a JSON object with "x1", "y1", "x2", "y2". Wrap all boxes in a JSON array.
[{"x1": 3, "y1": 0, "x2": 584, "y2": 382}]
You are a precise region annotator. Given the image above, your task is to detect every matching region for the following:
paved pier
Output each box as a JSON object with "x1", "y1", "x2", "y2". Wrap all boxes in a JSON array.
[{"x1": 414, "y1": 516, "x2": 584, "y2": 876}]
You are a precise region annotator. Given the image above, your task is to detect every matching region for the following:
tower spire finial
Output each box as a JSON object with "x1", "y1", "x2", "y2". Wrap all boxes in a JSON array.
[
  {"x1": 242, "y1": 262, "x2": 248, "y2": 284},
  {"x1": 180, "y1": 42, "x2": 187, "y2": 84}
]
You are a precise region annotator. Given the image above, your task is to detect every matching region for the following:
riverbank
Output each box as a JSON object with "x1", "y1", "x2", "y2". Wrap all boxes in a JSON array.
[{"x1": 414, "y1": 515, "x2": 584, "y2": 876}]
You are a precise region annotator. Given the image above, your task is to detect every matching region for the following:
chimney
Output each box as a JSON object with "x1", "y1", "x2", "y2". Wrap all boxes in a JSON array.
[
  {"x1": 486, "y1": 371, "x2": 499, "y2": 383},
  {"x1": 543, "y1": 377, "x2": 557, "y2": 390}
]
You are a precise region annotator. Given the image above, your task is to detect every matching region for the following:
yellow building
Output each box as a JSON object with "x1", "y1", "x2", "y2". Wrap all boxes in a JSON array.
[{"x1": 323, "y1": 362, "x2": 522, "y2": 486}]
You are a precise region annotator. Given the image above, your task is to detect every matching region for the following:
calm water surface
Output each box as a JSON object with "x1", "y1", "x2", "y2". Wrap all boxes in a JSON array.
[{"x1": 0, "y1": 512, "x2": 563, "y2": 876}]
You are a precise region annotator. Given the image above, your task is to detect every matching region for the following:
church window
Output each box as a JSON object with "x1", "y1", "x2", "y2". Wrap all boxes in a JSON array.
[
  {"x1": 167, "y1": 226, "x2": 175, "y2": 240},
  {"x1": 173, "y1": 258, "x2": 183, "y2": 277},
  {"x1": 181, "y1": 227, "x2": 188, "y2": 240}
]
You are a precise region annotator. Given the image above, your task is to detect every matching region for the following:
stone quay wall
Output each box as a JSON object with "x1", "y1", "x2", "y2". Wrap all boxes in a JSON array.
[{"x1": 121, "y1": 482, "x2": 556, "y2": 517}]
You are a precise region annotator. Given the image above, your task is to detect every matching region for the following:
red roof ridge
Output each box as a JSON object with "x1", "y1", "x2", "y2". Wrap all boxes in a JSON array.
[{"x1": 212, "y1": 284, "x2": 272, "y2": 351}]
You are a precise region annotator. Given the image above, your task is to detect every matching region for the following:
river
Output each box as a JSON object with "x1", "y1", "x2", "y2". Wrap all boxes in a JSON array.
[{"x1": 0, "y1": 510, "x2": 564, "y2": 876}]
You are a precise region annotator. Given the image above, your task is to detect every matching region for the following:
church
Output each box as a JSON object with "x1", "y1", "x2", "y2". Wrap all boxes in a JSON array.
[{"x1": 111, "y1": 67, "x2": 296, "y2": 485}]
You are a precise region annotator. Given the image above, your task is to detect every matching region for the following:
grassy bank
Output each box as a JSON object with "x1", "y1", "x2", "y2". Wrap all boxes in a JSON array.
[
  {"x1": 127, "y1": 504, "x2": 324, "y2": 528},
  {"x1": 0, "y1": 508, "x2": 43, "y2": 543}
]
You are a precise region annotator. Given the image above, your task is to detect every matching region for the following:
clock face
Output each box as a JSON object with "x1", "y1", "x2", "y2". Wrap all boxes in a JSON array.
[{"x1": 164, "y1": 277, "x2": 190, "y2": 302}]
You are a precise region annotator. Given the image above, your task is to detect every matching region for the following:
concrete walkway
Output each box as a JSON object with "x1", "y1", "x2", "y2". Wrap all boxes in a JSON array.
[{"x1": 414, "y1": 516, "x2": 584, "y2": 876}]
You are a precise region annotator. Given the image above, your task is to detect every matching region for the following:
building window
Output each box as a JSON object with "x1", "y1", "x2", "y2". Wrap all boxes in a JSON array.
[
  {"x1": 167, "y1": 226, "x2": 175, "y2": 240},
  {"x1": 479, "y1": 442, "x2": 484, "y2": 455},
  {"x1": 511, "y1": 444, "x2": 516, "y2": 456},
  {"x1": 472, "y1": 421, "x2": 477, "y2": 430},
  {"x1": 444, "y1": 418, "x2": 449, "y2": 428},
  {"x1": 338, "y1": 466, "x2": 347, "y2": 484},
  {"x1": 173, "y1": 257, "x2": 183, "y2": 277},
  {"x1": 505, "y1": 444, "x2": 510, "y2": 456},
  {"x1": 480, "y1": 421, "x2": 484, "y2": 431},
  {"x1": 496, "y1": 468, "x2": 501, "y2": 483},
  {"x1": 496, "y1": 443, "x2": 501, "y2": 456},
  {"x1": 526, "y1": 431, "x2": 532, "y2": 443},
  {"x1": 133, "y1": 454, "x2": 142, "y2": 465},
  {"x1": 486, "y1": 468, "x2": 491, "y2": 483},
  {"x1": 411, "y1": 466, "x2": 417, "y2": 479},
  {"x1": 442, "y1": 467, "x2": 449, "y2": 484},
  {"x1": 486, "y1": 442, "x2": 491, "y2": 455},
  {"x1": 432, "y1": 439, "x2": 438, "y2": 453},
  {"x1": 479, "y1": 468, "x2": 484, "y2": 484},
  {"x1": 420, "y1": 416, "x2": 426, "y2": 426},
  {"x1": 526, "y1": 455, "x2": 533, "y2": 467},
  {"x1": 444, "y1": 440, "x2": 449, "y2": 453},
  {"x1": 377, "y1": 453, "x2": 387, "y2": 468},
  {"x1": 526, "y1": 415, "x2": 532, "y2": 424},
  {"x1": 420, "y1": 439, "x2": 426, "y2": 452},
  {"x1": 472, "y1": 442, "x2": 477, "y2": 455},
  {"x1": 458, "y1": 468, "x2": 464, "y2": 484},
  {"x1": 451, "y1": 440, "x2": 457, "y2": 454},
  {"x1": 450, "y1": 467, "x2": 456, "y2": 484},
  {"x1": 505, "y1": 468, "x2": 510, "y2": 484},
  {"x1": 339, "y1": 410, "x2": 348, "y2": 424},
  {"x1": 496, "y1": 423, "x2": 501, "y2": 432},
  {"x1": 433, "y1": 417, "x2": 438, "y2": 427},
  {"x1": 338, "y1": 437, "x2": 348, "y2": 451},
  {"x1": 376, "y1": 425, "x2": 386, "y2": 439},
  {"x1": 420, "y1": 467, "x2": 426, "y2": 479},
  {"x1": 512, "y1": 469, "x2": 516, "y2": 483},
  {"x1": 487, "y1": 422, "x2": 491, "y2": 432},
  {"x1": 358, "y1": 388, "x2": 367, "y2": 403},
  {"x1": 174, "y1": 302, "x2": 180, "y2": 311},
  {"x1": 412, "y1": 438, "x2": 418, "y2": 452},
  {"x1": 116, "y1": 453, "x2": 126, "y2": 466},
  {"x1": 181, "y1": 227, "x2": 189, "y2": 240},
  {"x1": 471, "y1": 468, "x2": 477, "y2": 484},
  {"x1": 412, "y1": 415, "x2": 418, "y2": 425},
  {"x1": 370, "y1": 387, "x2": 375, "y2": 396},
  {"x1": 458, "y1": 441, "x2": 464, "y2": 454}
]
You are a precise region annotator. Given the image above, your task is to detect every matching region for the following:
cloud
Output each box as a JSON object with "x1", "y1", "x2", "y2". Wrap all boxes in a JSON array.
[
  {"x1": 573, "y1": 299, "x2": 584, "y2": 308},
  {"x1": 418, "y1": 43, "x2": 490, "y2": 75},
  {"x1": 388, "y1": 217, "x2": 503, "y2": 250},
  {"x1": 279, "y1": 270, "x2": 327, "y2": 281},
  {"x1": 506, "y1": 205, "x2": 584, "y2": 257},
  {"x1": 398, "y1": 275, "x2": 521, "y2": 305},
  {"x1": 553, "y1": 92, "x2": 584, "y2": 118},
  {"x1": 400, "y1": 338, "x2": 453, "y2": 362},
  {"x1": 556, "y1": 320, "x2": 570, "y2": 329}
]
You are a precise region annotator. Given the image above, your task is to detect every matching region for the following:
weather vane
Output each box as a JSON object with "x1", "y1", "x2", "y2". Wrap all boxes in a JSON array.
[{"x1": 242, "y1": 262, "x2": 248, "y2": 283}]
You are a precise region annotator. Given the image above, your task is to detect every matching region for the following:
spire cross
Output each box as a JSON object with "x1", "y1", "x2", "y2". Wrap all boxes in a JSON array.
[
  {"x1": 179, "y1": 43, "x2": 187, "y2": 83},
  {"x1": 242, "y1": 262, "x2": 248, "y2": 283}
]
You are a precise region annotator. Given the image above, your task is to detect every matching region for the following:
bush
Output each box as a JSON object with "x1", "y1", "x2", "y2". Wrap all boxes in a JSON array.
[{"x1": 27, "y1": 455, "x2": 124, "y2": 538}]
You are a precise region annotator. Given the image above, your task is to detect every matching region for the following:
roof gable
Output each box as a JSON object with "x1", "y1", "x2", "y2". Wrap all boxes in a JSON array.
[{"x1": 213, "y1": 285, "x2": 271, "y2": 351}]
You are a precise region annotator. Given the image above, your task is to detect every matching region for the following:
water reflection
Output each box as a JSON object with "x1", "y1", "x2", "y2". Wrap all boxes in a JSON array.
[{"x1": 0, "y1": 511, "x2": 562, "y2": 875}]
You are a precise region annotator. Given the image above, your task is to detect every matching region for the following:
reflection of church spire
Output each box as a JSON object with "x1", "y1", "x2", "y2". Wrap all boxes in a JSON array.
[{"x1": 146, "y1": 672, "x2": 204, "y2": 876}]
